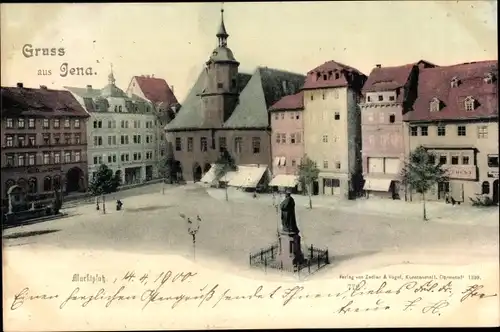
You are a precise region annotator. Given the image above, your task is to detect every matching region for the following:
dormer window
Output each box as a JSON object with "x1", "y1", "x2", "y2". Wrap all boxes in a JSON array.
[
  {"x1": 316, "y1": 72, "x2": 321, "y2": 81},
  {"x1": 335, "y1": 72, "x2": 340, "y2": 80},
  {"x1": 464, "y1": 96, "x2": 475, "y2": 112},
  {"x1": 282, "y1": 80, "x2": 288, "y2": 94},
  {"x1": 430, "y1": 97, "x2": 441, "y2": 112},
  {"x1": 328, "y1": 71, "x2": 333, "y2": 79},
  {"x1": 450, "y1": 76, "x2": 460, "y2": 88},
  {"x1": 323, "y1": 74, "x2": 327, "y2": 80},
  {"x1": 484, "y1": 72, "x2": 495, "y2": 84}
]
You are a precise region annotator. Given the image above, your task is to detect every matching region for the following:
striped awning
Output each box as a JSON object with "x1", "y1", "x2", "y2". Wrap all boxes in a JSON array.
[
  {"x1": 269, "y1": 174, "x2": 298, "y2": 187},
  {"x1": 228, "y1": 165, "x2": 268, "y2": 188},
  {"x1": 363, "y1": 178, "x2": 392, "y2": 192}
]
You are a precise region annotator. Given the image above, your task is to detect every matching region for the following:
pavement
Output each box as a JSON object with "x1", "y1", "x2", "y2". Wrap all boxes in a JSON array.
[
  {"x1": 3, "y1": 183, "x2": 498, "y2": 274},
  {"x1": 205, "y1": 186, "x2": 499, "y2": 227}
]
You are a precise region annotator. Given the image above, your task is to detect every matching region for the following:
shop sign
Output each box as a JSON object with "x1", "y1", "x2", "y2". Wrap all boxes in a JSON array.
[
  {"x1": 442, "y1": 165, "x2": 477, "y2": 180},
  {"x1": 27, "y1": 166, "x2": 63, "y2": 174}
]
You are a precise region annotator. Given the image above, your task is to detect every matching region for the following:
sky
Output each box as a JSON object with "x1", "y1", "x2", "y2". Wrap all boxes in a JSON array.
[{"x1": 1, "y1": 1, "x2": 497, "y2": 102}]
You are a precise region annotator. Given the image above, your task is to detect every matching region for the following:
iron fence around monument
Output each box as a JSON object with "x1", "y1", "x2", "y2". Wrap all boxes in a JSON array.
[
  {"x1": 249, "y1": 243, "x2": 279, "y2": 267},
  {"x1": 249, "y1": 243, "x2": 330, "y2": 274}
]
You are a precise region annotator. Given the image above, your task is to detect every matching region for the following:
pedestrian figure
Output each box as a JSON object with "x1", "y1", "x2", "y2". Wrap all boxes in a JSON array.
[
  {"x1": 96, "y1": 201, "x2": 100, "y2": 211},
  {"x1": 116, "y1": 199, "x2": 123, "y2": 211}
]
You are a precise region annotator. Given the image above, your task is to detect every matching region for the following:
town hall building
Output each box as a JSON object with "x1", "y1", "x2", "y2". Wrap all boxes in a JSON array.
[{"x1": 165, "y1": 10, "x2": 305, "y2": 185}]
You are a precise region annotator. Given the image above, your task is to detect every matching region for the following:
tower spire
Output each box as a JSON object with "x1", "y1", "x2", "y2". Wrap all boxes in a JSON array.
[
  {"x1": 216, "y1": 5, "x2": 229, "y2": 47},
  {"x1": 108, "y1": 63, "x2": 116, "y2": 85}
]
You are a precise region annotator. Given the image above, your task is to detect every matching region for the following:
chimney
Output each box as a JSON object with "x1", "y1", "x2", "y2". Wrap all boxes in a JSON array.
[
  {"x1": 375, "y1": 64, "x2": 382, "y2": 68},
  {"x1": 17, "y1": 82, "x2": 23, "y2": 88},
  {"x1": 171, "y1": 85, "x2": 174, "y2": 94},
  {"x1": 40, "y1": 85, "x2": 47, "y2": 90},
  {"x1": 86, "y1": 85, "x2": 92, "y2": 89},
  {"x1": 146, "y1": 75, "x2": 151, "y2": 78},
  {"x1": 151, "y1": 74, "x2": 155, "y2": 78}
]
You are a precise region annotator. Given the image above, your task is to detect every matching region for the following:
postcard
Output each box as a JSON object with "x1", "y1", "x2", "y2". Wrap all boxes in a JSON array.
[{"x1": 2, "y1": 1, "x2": 499, "y2": 330}]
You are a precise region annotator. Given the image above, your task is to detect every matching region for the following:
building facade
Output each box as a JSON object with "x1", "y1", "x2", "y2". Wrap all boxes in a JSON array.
[
  {"x1": 268, "y1": 92, "x2": 305, "y2": 189},
  {"x1": 125, "y1": 75, "x2": 179, "y2": 158},
  {"x1": 65, "y1": 70, "x2": 160, "y2": 185},
  {"x1": 403, "y1": 60, "x2": 498, "y2": 204},
  {"x1": 302, "y1": 61, "x2": 367, "y2": 198},
  {"x1": 1, "y1": 84, "x2": 89, "y2": 200},
  {"x1": 360, "y1": 61, "x2": 436, "y2": 200},
  {"x1": 165, "y1": 10, "x2": 304, "y2": 184}
]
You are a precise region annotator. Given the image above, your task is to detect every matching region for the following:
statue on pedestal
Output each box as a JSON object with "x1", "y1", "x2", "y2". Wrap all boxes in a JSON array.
[
  {"x1": 278, "y1": 191, "x2": 304, "y2": 269},
  {"x1": 280, "y1": 192, "x2": 299, "y2": 234}
]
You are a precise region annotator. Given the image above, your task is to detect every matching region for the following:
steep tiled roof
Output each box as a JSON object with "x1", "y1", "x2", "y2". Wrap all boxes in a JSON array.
[
  {"x1": 302, "y1": 60, "x2": 367, "y2": 91},
  {"x1": 165, "y1": 67, "x2": 304, "y2": 130},
  {"x1": 269, "y1": 91, "x2": 304, "y2": 111},
  {"x1": 223, "y1": 67, "x2": 305, "y2": 128},
  {"x1": 363, "y1": 60, "x2": 437, "y2": 93},
  {"x1": 363, "y1": 64, "x2": 415, "y2": 93},
  {"x1": 133, "y1": 76, "x2": 178, "y2": 106},
  {"x1": 1, "y1": 86, "x2": 89, "y2": 118},
  {"x1": 406, "y1": 60, "x2": 498, "y2": 122},
  {"x1": 164, "y1": 70, "x2": 209, "y2": 130},
  {"x1": 65, "y1": 85, "x2": 129, "y2": 100}
]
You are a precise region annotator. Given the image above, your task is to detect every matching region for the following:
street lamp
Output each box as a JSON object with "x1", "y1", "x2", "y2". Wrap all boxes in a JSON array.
[{"x1": 179, "y1": 213, "x2": 201, "y2": 260}]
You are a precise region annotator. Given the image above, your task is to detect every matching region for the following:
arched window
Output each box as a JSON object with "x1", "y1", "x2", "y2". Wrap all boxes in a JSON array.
[
  {"x1": 28, "y1": 177, "x2": 37, "y2": 194},
  {"x1": 17, "y1": 178, "x2": 28, "y2": 191},
  {"x1": 481, "y1": 181, "x2": 490, "y2": 195},
  {"x1": 5, "y1": 179, "x2": 15, "y2": 196},
  {"x1": 44, "y1": 176, "x2": 52, "y2": 192}
]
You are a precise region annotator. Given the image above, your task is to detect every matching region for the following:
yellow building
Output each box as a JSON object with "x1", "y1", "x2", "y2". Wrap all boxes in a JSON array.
[{"x1": 302, "y1": 61, "x2": 367, "y2": 198}]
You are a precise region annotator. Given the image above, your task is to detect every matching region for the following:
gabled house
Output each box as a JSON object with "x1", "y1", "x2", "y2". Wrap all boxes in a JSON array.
[
  {"x1": 403, "y1": 60, "x2": 498, "y2": 204},
  {"x1": 360, "y1": 60, "x2": 437, "y2": 200}
]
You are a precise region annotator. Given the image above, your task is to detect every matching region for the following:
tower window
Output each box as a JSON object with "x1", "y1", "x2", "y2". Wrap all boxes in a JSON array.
[
  {"x1": 232, "y1": 79, "x2": 236, "y2": 88},
  {"x1": 217, "y1": 83, "x2": 223, "y2": 89}
]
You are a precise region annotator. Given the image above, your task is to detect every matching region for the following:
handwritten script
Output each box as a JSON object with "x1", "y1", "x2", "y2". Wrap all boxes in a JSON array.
[{"x1": 9, "y1": 270, "x2": 497, "y2": 316}]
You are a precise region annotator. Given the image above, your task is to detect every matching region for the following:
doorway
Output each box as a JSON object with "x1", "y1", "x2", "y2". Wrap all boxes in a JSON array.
[
  {"x1": 312, "y1": 180, "x2": 319, "y2": 195},
  {"x1": 437, "y1": 181, "x2": 449, "y2": 200},
  {"x1": 66, "y1": 167, "x2": 84, "y2": 193},
  {"x1": 193, "y1": 163, "x2": 202, "y2": 182}
]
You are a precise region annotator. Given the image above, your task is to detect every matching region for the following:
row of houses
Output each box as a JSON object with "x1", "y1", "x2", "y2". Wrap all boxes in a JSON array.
[
  {"x1": 165, "y1": 10, "x2": 498, "y2": 205},
  {"x1": 1, "y1": 73, "x2": 179, "y2": 200},
  {"x1": 269, "y1": 60, "x2": 498, "y2": 204}
]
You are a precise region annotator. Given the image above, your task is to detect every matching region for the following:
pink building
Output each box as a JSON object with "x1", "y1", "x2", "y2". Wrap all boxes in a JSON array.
[
  {"x1": 360, "y1": 61, "x2": 436, "y2": 199},
  {"x1": 268, "y1": 91, "x2": 304, "y2": 190}
]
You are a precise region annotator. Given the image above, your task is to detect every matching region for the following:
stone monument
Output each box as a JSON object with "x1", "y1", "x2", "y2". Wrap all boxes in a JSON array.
[{"x1": 278, "y1": 191, "x2": 305, "y2": 270}]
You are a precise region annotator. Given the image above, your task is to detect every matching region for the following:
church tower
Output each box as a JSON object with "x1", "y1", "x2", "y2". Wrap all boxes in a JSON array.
[{"x1": 200, "y1": 9, "x2": 240, "y2": 128}]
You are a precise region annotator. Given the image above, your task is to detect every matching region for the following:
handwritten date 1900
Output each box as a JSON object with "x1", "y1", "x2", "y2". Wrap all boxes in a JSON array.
[{"x1": 122, "y1": 270, "x2": 197, "y2": 287}]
